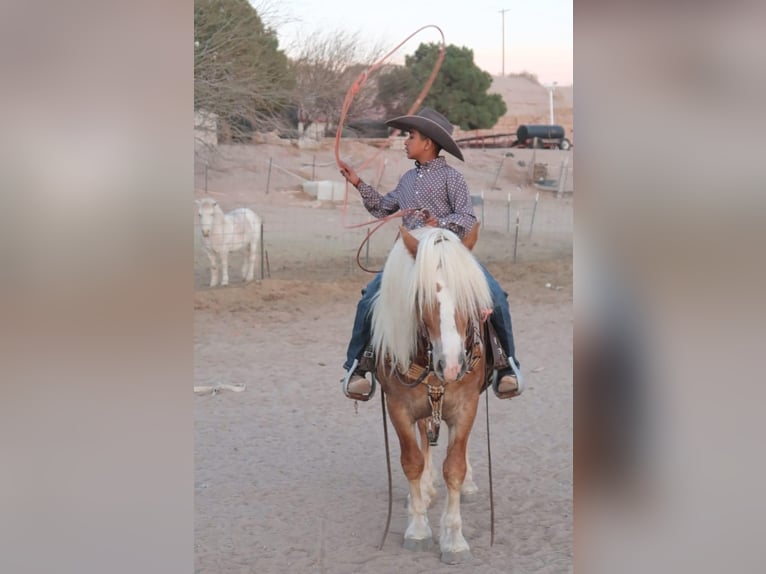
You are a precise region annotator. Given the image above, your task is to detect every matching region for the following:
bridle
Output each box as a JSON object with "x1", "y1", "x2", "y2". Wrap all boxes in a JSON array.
[{"x1": 389, "y1": 317, "x2": 484, "y2": 388}]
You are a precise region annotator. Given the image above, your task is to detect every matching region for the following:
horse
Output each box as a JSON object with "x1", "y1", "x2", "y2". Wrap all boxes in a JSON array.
[
  {"x1": 370, "y1": 223, "x2": 493, "y2": 564},
  {"x1": 196, "y1": 197, "x2": 262, "y2": 287}
]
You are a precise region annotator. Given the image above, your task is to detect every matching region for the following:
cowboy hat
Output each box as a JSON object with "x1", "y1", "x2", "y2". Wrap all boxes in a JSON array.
[{"x1": 386, "y1": 107, "x2": 464, "y2": 161}]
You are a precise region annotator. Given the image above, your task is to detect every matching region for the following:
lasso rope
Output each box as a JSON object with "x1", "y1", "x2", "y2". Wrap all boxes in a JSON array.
[{"x1": 333, "y1": 25, "x2": 447, "y2": 272}]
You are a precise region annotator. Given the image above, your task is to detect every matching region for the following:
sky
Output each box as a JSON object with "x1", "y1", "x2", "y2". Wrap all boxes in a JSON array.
[{"x1": 259, "y1": 0, "x2": 573, "y2": 86}]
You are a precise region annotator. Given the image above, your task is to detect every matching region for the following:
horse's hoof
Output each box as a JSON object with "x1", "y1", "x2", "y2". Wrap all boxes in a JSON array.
[
  {"x1": 440, "y1": 550, "x2": 474, "y2": 565},
  {"x1": 403, "y1": 537, "x2": 435, "y2": 552},
  {"x1": 461, "y1": 483, "x2": 479, "y2": 496}
]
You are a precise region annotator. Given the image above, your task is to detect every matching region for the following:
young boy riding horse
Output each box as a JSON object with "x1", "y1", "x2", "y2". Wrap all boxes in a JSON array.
[{"x1": 339, "y1": 107, "x2": 523, "y2": 401}]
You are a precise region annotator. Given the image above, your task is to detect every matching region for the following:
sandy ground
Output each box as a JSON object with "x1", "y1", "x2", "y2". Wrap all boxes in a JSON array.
[
  {"x1": 194, "y1": 256, "x2": 572, "y2": 573},
  {"x1": 194, "y1": 98, "x2": 573, "y2": 572}
]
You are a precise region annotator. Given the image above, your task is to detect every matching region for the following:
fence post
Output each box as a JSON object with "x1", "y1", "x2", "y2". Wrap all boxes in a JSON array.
[
  {"x1": 491, "y1": 155, "x2": 505, "y2": 190},
  {"x1": 259, "y1": 222, "x2": 265, "y2": 280},
  {"x1": 312, "y1": 155, "x2": 316, "y2": 181},
  {"x1": 528, "y1": 192, "x2": 539, "y2": 239},
  {"x1": 557, "y1": 156, "x2": 569, "y2": 197},
  {"x1": 513, "y1": 211, "x2": 520, "y2": 263},
  {"x1": 266, "y1": 157, "x2": 273, "y2": 194},
  {"x1": 506, "y1": 192, "x2": 511, "y2": 233}
]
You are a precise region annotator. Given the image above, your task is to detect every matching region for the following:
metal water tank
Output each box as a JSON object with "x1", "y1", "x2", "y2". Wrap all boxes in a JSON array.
[{"x1": 516, "y1": 124, "x2": 566, "y2": 142}]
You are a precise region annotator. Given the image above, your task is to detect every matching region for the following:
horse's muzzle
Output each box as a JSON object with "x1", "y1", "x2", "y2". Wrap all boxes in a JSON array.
[{"x1": 434, "y1": 353, "x2": 468, "y2": 383}]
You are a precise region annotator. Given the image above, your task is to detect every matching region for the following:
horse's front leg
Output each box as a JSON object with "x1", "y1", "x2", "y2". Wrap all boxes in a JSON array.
[
  {"x1": 244, "y1": 240, "x2": 257, "y2": 282},
  {"x1": 417, "y1": 419, "x2": 437, "y2": 507},
  {"x1": 462, "y1": 445, "x2": 479, "y2": 496},
  {"x1": 206, "y1": 249, "x2": 219, "y2": 287},
  {"x1": 219, "y1": 249, "x2": 230, "y2": 286},
  {"x1": 440, "y1": 414, "x2": 478, "y2": 564},
  {"x1": 389, "y1": 408, "x2": 434, "y2": 551}
]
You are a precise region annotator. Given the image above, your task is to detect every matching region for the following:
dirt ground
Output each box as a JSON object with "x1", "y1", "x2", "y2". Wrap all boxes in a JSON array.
[{"x1": 193, "y1": 136, "x2": 573, "y2": 573}]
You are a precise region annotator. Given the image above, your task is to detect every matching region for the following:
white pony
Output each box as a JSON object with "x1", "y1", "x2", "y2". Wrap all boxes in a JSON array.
[{"x1": 196, "y1": 198, "x2": 262, "y2": 287}]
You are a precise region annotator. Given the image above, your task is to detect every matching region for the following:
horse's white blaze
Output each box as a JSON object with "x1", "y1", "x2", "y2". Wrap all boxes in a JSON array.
[
  {"x1": 435, "y1": 281, "x2": 463, "y2": 382},
  {"x1": 197, "y1": 198, "x2": 261, "y2": 287}
]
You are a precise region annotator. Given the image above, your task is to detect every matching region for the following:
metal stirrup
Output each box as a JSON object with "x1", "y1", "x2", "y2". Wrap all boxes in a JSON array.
[
  {"x1": 342, "y1": 358, "x2": 377, "y2": 400},
  {"x1": 491, "y1": 358, "x2": 524, "y2": 397}
]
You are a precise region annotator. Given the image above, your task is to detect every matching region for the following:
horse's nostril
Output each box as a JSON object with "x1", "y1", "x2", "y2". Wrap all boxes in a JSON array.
[{"x1": 437, "y1": 358, "x2": 445, "y2": 372}]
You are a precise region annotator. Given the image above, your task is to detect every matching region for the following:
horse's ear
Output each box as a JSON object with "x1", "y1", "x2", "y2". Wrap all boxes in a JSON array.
[
  {"x1": 400, "y1": 226, "x2": 419, "y2": 258},
  {"x1": 462, "y1": 223, "x2": 480, "y2": 251}
]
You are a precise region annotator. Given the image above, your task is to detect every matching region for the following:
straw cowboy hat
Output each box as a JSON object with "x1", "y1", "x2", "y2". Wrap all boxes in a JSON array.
[{"x1": 386, "y1": 107, "x2": 464, "y2": 161}]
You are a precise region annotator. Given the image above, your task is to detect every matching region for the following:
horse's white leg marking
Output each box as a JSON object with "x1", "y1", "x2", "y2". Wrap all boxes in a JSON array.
[
  {"x1": 462, "y1": 449, "x2": 479, "y2": 495},
  {"x1": 393, "y1": 417, "x2": 433, "y2": 550},
  {"x1": 440, "y1": 486, "x2": 470, "y2": 554},
  {"x1": 405, "y1": 477, "x2": 433, "y2": 545},
  {"x1": 206, "y1": 249, "x2": 219, "y2": 287},
  {"x1": 439, "y1": 423, "x2": 472, "y2": 562},
  {"x1": 241, "y1": 243, "x2": 249, "y2": 281},
  {"x1": 220, "y1": 248, "x2": 230, "y2": 286},
  {"x1": 245, "y1": 238, "x2": 256, "y2": 282}
]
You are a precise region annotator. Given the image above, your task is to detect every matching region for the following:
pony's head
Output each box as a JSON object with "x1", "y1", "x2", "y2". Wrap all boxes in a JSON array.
[
  {"x1": 196, "y1": 198, "x2": 220, "y2": 238},
  {"x1": 372, "y1": 224, "x2": 492, "y2": 384}
]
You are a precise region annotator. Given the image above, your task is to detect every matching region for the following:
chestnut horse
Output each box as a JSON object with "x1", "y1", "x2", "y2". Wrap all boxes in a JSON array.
[{"x1": 370, "y1": 224, "x2": 492, "y2": 564}]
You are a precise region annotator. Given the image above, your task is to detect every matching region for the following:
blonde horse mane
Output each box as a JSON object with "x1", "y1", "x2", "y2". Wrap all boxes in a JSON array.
[{"x1": 371, "y1": 226, "x2": 492, "y2": 373}]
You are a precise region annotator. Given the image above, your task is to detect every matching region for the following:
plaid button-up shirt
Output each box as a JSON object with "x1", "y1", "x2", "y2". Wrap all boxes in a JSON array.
[{"x1": 357, "y1": 156, "x2": 477, "y2": 239}]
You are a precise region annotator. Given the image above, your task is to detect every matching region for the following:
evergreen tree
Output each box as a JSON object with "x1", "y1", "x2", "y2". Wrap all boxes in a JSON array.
[
  {"x1": 377, "y1": 43, "x2": 506, "y2": 130},
  {"x1": 194, "y1": 0, "x2": 294, "y2": 139}
]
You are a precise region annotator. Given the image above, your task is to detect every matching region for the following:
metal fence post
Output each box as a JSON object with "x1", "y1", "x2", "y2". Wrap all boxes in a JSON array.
[
  {"x1": 260, "y1": 222, "x2": 265, "y2": 280},
  {"x1": 266, "y1": 158, "x2": 272, "y2": 194},
  {"x1": 528, "y1": 192, "x2": 539, "y2": 239},
  {"x1": 491, "y1": 155, "x2": 505, "y2": 190},
  {"x1": 557, "y1": 156, "x2": 569, "y2": 197}
]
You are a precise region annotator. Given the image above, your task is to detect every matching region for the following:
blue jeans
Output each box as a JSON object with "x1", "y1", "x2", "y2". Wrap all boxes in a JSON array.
[{"x1": 343, "y1": 266, "x2": 518, "y2": 371}]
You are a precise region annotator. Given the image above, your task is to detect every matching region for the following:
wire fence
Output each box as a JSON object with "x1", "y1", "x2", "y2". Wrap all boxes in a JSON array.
[
  {"x1": 194, "y1": 197, "x2": 572, "y2": 288},
  {"x1": 193, "y1": 145, "x2": 573, "y2": 288}
]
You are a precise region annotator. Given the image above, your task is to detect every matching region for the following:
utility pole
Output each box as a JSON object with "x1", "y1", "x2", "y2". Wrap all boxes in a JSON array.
[
  {"x1": 499, "y1": 9, "x2": 509, "y2": 76},
  {"x1": 548, "y1": 81, "x2": 558, "y2": 124}
]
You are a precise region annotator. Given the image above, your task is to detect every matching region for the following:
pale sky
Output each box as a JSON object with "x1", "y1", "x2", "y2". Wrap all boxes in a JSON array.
[{"x1": 262, "y1": 0, "x2": 573, "y2": 86}]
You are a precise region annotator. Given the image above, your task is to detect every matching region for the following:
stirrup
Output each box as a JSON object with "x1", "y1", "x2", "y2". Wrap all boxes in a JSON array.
[
  {"x1": 342, "y1": 358, "x2": 376, "y2": 401},
  {"x1": 491, "y1": 359, "x2": 524, "y2": 399}
]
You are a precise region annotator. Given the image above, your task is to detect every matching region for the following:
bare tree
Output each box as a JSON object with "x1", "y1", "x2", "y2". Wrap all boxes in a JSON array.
[{"x1": 289, "y1": 29, "x2": 386, "y2": 136}]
